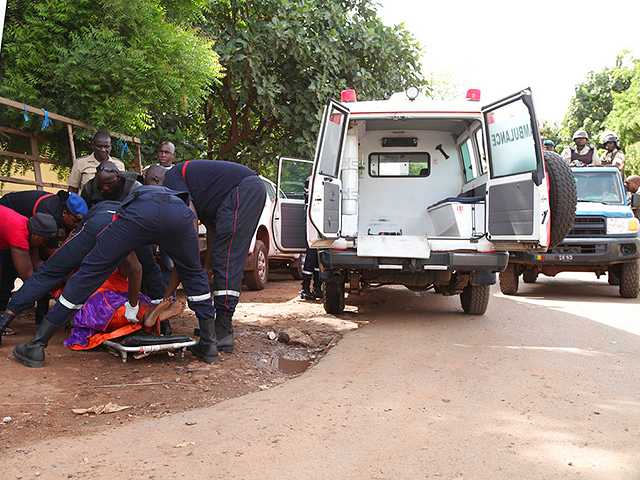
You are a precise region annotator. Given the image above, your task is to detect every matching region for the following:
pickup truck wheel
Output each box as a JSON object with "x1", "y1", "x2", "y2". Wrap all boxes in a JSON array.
[
  {"x1": 619, "y1": 261, "x2": 639, "y2": 298},
  {"x1": 498, "y1": 264, "x2": 519, "y2": 295},
  {"x1": 324, "y1": 279, "x2": 345, "y2": 315},
  {"x1": 244, "y1": 240, "x2": 268, "y2": 291},
  {"x1": 522, "y1": 269, "x2": 538, "y2": 284},
  {"x1": 460, "y1": 284, "x2": 490, "y2": 315},
  {"x1": 544, "y1": 150, "x2": 577, "y2": 248},
  {"x1": 290, "y1": 254, "x2": 305, "y2": 280}
]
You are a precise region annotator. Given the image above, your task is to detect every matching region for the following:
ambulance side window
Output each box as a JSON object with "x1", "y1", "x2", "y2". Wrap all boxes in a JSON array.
[{"x1": 460, "y1": 138, "x2": 477, "y2": 182}]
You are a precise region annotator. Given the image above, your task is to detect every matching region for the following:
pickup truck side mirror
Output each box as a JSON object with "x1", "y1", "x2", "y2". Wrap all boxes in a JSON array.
[{"x1": 631, "y1": 193, "x2": 640, "y2": 207}]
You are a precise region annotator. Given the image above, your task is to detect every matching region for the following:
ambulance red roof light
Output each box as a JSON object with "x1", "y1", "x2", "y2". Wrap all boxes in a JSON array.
[
  {"x1": 466, "y1": 89, "x2": 481, "y2": 101},
  {"x1": 341, "y1": 89, "x2": 357, "y2": 103}
]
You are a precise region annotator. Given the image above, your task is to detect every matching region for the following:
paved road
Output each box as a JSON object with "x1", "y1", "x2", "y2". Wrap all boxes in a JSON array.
[{"x1": 3, "y1": 273, "x2": 639, "y2": 479}]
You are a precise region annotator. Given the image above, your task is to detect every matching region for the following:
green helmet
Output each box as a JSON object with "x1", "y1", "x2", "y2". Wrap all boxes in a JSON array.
[{"x1": 573, "y1": 129, "x2": 589, "y2": 140}]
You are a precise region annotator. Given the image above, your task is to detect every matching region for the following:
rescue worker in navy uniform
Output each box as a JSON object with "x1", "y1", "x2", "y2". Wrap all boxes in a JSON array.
[
  {"x1": 0, "y1": 198, "x2": 167, "y2": 345},
  {"x1": 163, "y1": 160, "x2": 266, "y2": 353},
  {"x1": 562, "y1": 130, "x2": 600, "y2": 166},
  {"x1": 300, "y1": 175, "x2": 322, "y2": 300},
  {"x1": 0, "y1": 190, "x2": 88, "y2": 321},
  {"x1": 12, "y1": 166, "x2": 219, "y2": 366}
]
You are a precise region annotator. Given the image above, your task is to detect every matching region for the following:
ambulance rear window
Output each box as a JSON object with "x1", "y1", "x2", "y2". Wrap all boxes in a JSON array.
[{"x1": 368, "y1": 152, "x2": 430, "y2": 177}]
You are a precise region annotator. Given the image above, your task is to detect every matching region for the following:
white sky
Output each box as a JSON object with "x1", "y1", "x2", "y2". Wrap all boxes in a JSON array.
[{"x1": 376, "y1": 0, "x2": 640, "y2": 124}]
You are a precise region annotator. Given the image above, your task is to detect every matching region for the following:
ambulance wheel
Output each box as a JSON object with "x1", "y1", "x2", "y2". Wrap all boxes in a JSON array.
[
  {"x1": 619, "y1": 261, "x2": 639, "y2": 298},
  {"x1": 324, "y1": 279, "x2": 345, "y2": 315},
  {"x1": 244, "y1": 240, "x2": 268, "y2": 291},
  {"x1": 460, "y1": 284, "x2": 490, "y2": 315},
  {"x1": 522, "y1": 269, "x2": 538, "y2": 284},
  {"x1": 499, "y1": 263, "x2": 519, "y2": 295},
  {"x1": 290, "y1": 254, "x2": 305, "y2": 280},
  {"x1": 544, "y1": 150, "x2": 577, "y2": 248}
]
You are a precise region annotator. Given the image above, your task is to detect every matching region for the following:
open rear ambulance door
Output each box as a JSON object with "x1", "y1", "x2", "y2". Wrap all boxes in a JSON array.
[
  {"x1": 308, "y1": 98, "x2": 350, "y2": 240},
  {"x1": 272, "y1": 157, "x2": 313, "y2": 253},
  {"x1": 482, "y1": 88, "x2": 549, "y2": 251}
]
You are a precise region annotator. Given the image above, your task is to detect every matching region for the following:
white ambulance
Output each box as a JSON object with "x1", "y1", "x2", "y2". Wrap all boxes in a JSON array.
[{"x1": 273, "y1": 88, "x2": 576, "y2": 315}]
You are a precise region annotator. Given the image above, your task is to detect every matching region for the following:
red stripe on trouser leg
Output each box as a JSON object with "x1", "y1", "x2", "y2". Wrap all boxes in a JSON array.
[{"x1": 223, "y1": 186, "x2": 240, "y2": 309}]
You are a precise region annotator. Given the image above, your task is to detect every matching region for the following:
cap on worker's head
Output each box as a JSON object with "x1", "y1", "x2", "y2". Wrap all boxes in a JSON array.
[
  {"x1": 27, "y1": 213, "x2": 58, "y2": 239},
  {"x1": 573, "y1": 129, "x2": 589, "y2": 140},
  {"x1": 66, "y1": 193, "x2": 88, "y2": 220},
  {"x1": 543, "y1": 139, "x2": 555, "y2": 147}
]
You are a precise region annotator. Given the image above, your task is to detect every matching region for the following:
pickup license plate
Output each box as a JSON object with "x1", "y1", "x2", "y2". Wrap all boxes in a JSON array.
[{"x1": 556, "y1": 254, "x2": 573, "y2": 261}]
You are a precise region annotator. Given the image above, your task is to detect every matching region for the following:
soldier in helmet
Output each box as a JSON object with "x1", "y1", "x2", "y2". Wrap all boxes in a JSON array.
[
  {"x1": 600, "y1": 132, "x2": 625, "y2": 175},
  {"x1": 562, "y1": 130, "x2": 600, "y2": 167}
]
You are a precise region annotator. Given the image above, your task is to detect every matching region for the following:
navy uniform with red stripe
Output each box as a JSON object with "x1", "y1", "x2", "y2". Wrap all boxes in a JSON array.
[
  {"x1": 163, "y1": 160, "x2": 266, "y2": 352},
  {"x1": 0, "y1": 201, "x2": 165, "y2": 325},
  {"x1": 13, "y1": 185, "x2": 219, "y2": 367},
  {"x1": 0, "y1": 190, "x2": 87, "y2": 317}
]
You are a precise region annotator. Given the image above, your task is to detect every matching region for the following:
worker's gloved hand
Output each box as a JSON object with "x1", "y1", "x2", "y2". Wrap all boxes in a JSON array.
[{"x1": 124, "y1": 301, "x2": 140, "y2": 323}]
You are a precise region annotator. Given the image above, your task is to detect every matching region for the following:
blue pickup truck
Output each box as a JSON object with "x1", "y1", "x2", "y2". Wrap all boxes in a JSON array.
[{"x1": 499, "y1": 166, "x2": 640, "y2": 298}]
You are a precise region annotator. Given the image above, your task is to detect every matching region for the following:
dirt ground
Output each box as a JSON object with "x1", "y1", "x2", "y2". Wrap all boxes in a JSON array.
[{"x1": 0, "y1": 270, "x2": 358, "y2": 450}]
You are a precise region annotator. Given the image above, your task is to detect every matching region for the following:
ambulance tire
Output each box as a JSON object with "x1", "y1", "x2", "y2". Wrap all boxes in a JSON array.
[
  {"x1": 460, "y1": 284, "x2": 490, "y2": 315},
  {"x1": 324, "y1": 278, "x2": 345, "y2": 315},
  {"x1": 290, "y1": 254, "x2": 304, "y2": 280},
  {"x1": 619, "y1": 261, "x2": 639, "y2": 299},
  {"x1": 522, "y1": 268, "x2": 538, "y2": 284},
  {"x1": 499, "y1": 263, "x2": 519, "y2": 295},
  {"x1": 545, "y1": 150, "x2": 577, "y2": 248},
  {"x1": 244, "y1": 240, "x2": 268, "y2": 291}
]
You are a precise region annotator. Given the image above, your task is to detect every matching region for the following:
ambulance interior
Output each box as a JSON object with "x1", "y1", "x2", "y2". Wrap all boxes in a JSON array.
[{"x1": 353, "y1": 117, "x2": 489, "y2": 240}]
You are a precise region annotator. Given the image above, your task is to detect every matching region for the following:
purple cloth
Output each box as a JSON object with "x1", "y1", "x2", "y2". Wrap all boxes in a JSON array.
[{"x1": 64, "y1": 291, "x2": 151, "y2": 349}]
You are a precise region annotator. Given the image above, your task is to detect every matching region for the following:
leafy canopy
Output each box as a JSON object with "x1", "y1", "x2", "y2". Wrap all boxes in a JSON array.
[
  {"x1": 199, "y1": 0, "x2": 425, "y2": 174},
  {"x1": 0, "y1": 0, "x2": 221, "y2": 166}
]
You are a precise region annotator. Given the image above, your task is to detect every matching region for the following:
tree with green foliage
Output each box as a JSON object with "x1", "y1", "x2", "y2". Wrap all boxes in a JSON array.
[
  {"x1": 606, "y1": 58, "x2": 640, "y2": 174},
  {"x1": 199, "y1": 0, "x2": 425, "y2": 175},
  {"x1": 0, "y1": 0, "x2": 221, "y2": 166},
  {"x1": 556, "y1": 52, "x2": 640, "y2": 174}
]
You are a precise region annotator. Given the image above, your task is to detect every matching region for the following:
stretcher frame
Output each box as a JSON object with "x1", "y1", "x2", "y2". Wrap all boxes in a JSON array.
[{"x1": 103, "y1": 338, "x2": 197, "y2": 363}]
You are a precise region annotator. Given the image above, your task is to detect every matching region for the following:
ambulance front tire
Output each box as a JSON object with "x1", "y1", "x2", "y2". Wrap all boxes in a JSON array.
[
  {"x1": 522, "y1": 269, "x2": 538, "y2": 284},
  {"x1": 499, "y1": 263, "x2": 519, "y2": 295},
  {"x1": 289, "y1": 254, "x2": 304, "y2": 280},
  {"x1": 323, "y1": 277, "x2": 345, "y2": 315},
  {"x1": 460, "y1": 284, "x2": 490, "y2": 315},
  {"x1": 244, "y1": 240, "x2": 268, "y2": 291}
]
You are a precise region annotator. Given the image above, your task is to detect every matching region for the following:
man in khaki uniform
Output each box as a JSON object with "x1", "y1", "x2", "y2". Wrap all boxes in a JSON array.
[
  {"x1": 67, "y1": 131, "x2": 126, "y2": 193},
  {"x1": 600, "y1": 132, "x2": 625, "y2": 176},
  {"x1": 562, "y1": 130, "x2": 600, "y2": 166}
]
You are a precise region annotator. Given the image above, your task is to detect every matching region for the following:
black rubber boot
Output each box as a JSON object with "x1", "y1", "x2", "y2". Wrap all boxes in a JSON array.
[
  {"x1": 0, "y1": 311, "x2": 15, "y2": 348},
  {"x1": 160, "y1": 320, "x2": 172, "y2": 336},
  {"x1": 188, "y1": 317, "x2": 218, "y2": 364},
  {"x1": 35, "y1": 294, "x2": 51, "y2": 325},
  {"x1": 312, "y1": 272, "x2": 323, "y2": 299},
  {"x1": 215, "y1": 314, "x2": 234, "y2": 352},
  {"x1": 13, "y1": 318, "x2": 59, "y2": 367},
  {"x1": 300, "y1": 278, "x2": 315, "y2": 300}
]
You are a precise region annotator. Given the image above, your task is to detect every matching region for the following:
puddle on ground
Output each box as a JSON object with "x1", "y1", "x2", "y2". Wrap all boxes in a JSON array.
[{"x1": 270, "y1": 357, "x2": 311, "y2": 374}]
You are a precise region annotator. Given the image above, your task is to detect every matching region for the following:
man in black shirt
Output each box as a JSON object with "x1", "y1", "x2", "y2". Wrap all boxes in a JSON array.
[
  {"x1": 81, "y1": 161, "x2": 142, "y2": 208},
  {"x1": 0, "y1": 190, "x2": 88, "y2": 317}
]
